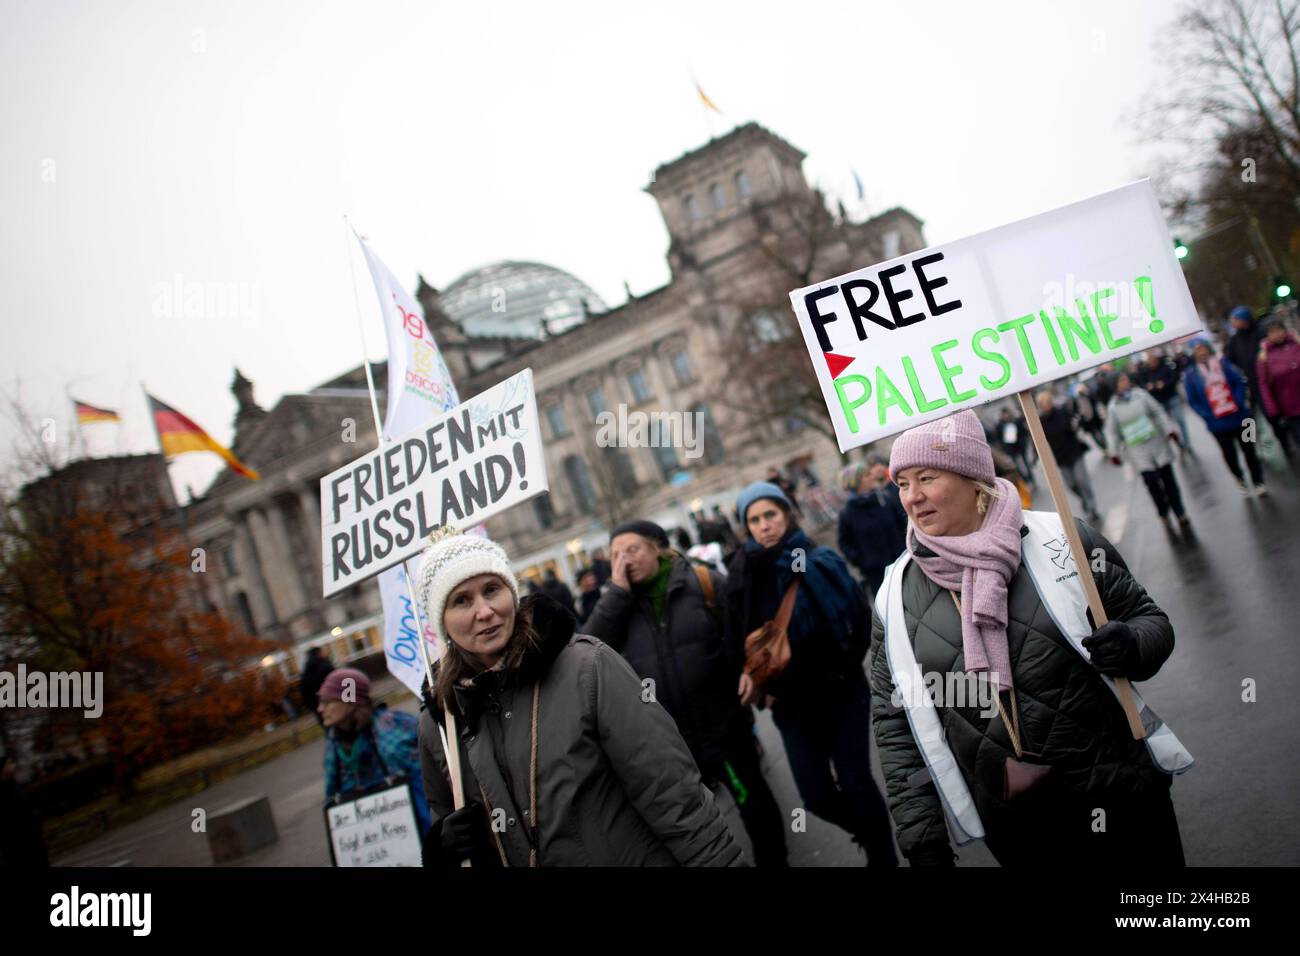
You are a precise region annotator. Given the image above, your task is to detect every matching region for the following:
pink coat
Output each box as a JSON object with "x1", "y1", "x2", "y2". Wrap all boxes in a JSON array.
[{"x1": 1257, "y1": 334, "x2": 1300, "y2": 418}]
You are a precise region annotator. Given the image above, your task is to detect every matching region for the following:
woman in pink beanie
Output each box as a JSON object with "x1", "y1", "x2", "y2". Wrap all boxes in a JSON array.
[{"x1": 867, "y1": 409, "x2": 1189, "y2": 867}]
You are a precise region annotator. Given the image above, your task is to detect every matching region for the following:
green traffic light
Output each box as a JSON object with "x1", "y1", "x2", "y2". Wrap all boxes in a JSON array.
[
  {"x1": 1173, "y1": 237, "x2": 1188, "y2": 259},
  {"x1": 1278, "y1": 283, "x2": 1292, "y2": 299}
]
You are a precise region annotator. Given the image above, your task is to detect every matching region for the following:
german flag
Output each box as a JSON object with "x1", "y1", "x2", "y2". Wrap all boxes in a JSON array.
[
  {"x1": 73, "y1": 400, "x2": 121, "y2": 425},
  {"x1": 146, "y1": 393, "x2": 260, "y2": 480}
]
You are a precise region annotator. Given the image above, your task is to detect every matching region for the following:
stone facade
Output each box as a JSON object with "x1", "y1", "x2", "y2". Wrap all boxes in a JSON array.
[{"x1": 177, "y1": 122, "x2": 927, "y2": 663}]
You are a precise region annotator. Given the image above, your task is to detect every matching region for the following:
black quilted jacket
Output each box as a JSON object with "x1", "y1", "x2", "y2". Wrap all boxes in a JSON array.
[{"x1": 868, "y1": 520, "x2": 1178, "y2": 863}]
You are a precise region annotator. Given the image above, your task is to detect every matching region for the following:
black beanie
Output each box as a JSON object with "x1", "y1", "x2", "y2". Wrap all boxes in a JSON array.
[{"x1": 610, "y1": 519, "x2": 670, "y2": 548}]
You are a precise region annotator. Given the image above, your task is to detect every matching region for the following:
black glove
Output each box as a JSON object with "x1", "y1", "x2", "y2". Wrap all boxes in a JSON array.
[
  {"x1": 907, "y1": 843, "x2": 956, "y2": 867},
  {"x1": 423, "y1": 803, "x2": 488, "y2": 868},
  {"x1": 1082, "y1": 620, "x2": 1142, "y2": 677}
]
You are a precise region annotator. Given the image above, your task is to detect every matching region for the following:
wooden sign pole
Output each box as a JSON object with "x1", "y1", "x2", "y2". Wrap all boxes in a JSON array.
[{"x1": 1016, "y1": 389, "x2": 1147, "y2": 741}]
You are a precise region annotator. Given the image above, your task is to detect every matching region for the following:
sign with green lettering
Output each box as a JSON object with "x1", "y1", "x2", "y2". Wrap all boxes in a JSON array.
[{"x1": 788, "y1": 181, "x2": 1202, "y2": 451}]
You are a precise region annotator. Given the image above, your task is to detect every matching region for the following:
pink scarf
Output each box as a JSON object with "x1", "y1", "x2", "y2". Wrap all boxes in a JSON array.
[{"x1": 908, "y1": 477, "x2": 1023, "y2": 689}]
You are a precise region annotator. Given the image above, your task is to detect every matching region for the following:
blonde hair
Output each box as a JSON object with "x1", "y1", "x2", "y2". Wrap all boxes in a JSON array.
[{"x1": 966, "y1": 478, "x2": 1001, "y2": 516}]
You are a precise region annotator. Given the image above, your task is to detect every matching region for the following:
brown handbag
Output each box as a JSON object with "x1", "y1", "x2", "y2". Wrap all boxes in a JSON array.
[{"x1": 743, "y1": 581, "x2": 798, "y2": 690}]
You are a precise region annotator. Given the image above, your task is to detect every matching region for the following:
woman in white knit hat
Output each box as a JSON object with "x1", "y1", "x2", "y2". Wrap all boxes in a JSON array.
[{"x1": 413, "y1": 526, "x2": 745, "y2": 867}]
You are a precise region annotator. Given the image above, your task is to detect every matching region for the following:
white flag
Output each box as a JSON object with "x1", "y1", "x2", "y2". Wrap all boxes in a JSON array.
[{"x1": 356, "y1": 232, "x2": 460, "y2": 697}]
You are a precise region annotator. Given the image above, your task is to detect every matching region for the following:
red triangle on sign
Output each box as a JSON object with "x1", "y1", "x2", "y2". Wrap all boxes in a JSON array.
[{"x1": 824, "y1": 351, "x2": 856, "y2": 378}]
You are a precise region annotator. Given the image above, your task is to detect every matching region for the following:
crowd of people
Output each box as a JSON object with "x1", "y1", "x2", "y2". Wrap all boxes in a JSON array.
[{"x1": 307, "y1": 303, "x2": 1297, "y2": 867}]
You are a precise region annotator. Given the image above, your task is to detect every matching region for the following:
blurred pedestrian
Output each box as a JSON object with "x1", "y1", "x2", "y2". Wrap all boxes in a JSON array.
[
  {"x1": 1256, "y1": 318, "x2": 1300, "y2": 458},
  {"x1": 726, "y1": 482, "x2": 898, "y2": 866},
  {"x1": 837, "y1": 458, "x2": 908, "y2": 599},
  {"x1": 1225, "y1": 305, "x2": 1268, "y2": 409},
  {"x1": 1135, "y1": 350, "x2": 1192, "y2": 450},
  {"x1": 575, "y1": 567, "x2": 601, "y2": 625},
  {"x1": 414, "y1": 527, "x2": 744, "y2": 867},
  {"x1": 299, "y1": 646, "x2": 334, "y2": 726},
  {"x1": 766, "y1": 466, "x2": 801, "y2": 515},
  {"x1": 589, "y1": 547, "x2": 612, "y2": 587},
  {"x1": 319, "y1": 668, "x2": 431, "y2": 836},
  {"x1": 1073, "y1": 382, "x2": 1107, "y2": 450},
  {"x1": 584, "y1": 520, "x2": 787, "y2": 865},
  {"x1": 1183, "y1": 337, "x2": 1268, "y2": 497},
  {"x1": 995, "y1": 407, "x2": 1036, "y2": 488},
  {"x1": 1034, "y1": 389, "x2": 1101, "y2": 524},
  {"x1": 539, "y1": 568, "x2": 577, "y2": 615},
  {"x1": 1105, "y1": 373, "x2": 1190, "y2": 528}
]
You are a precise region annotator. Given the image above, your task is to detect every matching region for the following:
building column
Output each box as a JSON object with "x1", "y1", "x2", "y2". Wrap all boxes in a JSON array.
[
  {"x1": 296, "y1": 485, "x2": 323, "y2": 597},
  {"x1": 232, "y1": 516, "x2": 276, "y2": 631},
  {"x1": 246, "y1": 505, "x2": 296, "y2": 627},
  {"x1": 263, "y1": 502, "x2": 311, "y2": 620}
]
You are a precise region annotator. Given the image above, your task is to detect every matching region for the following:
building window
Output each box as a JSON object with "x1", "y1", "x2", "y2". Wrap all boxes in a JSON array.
[
  {"x1": 882, "y1": 229, "x2": 901, "y2": 260},
  {"x1": 533, "y1": 493, "x2": 556, "y2": 530},
  {"x1": 586, "y1": 388, "x2": 607, "y2": 418},
  {"x1": 692, "y1": 403, "x2": 726, "y2": 465},
  {"x1": 628, "y1": 369, "x2": 652, "y2": 403},
  {"x1": 710, "y1": 183, "x2": 726, "y2": 210},
  {"x1": 565, "y1": 455, "x2": 599, "y2": 514},
  {"x1": 735, "y1": 170, "x2": 752, "y2": 197},
  {"x1": 604, "y1": 447, "x2": 639, "y2": 495},
  {"x1": 651, "y1": 440, "x2": 680, "y2": 482},
  {"x1": 685, "y1": 195, "x2": 703, "y2": 220},
  {"x1": 234, "y1": 592, "x2": 257, "y2": 635},
  {"x1": 546, "y1": 404, "x2": 569, "y2": 437},
  {"x1": 670, "y1": 351, "x2": 694, "y2": 387},
  {"x1": 221, "y1": 546, "x2": 238, "y2": 577},
  {"x1": 751, "y1": 310, "x2": 790, "y2": 344}
]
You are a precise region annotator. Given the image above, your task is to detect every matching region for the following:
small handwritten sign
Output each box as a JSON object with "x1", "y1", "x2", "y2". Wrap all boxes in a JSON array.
[{"x1": 324, "y1": 781, "x2": 422, "y2": 867}]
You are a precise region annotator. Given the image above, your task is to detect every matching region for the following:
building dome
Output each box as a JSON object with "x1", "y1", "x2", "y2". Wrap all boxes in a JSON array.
[{"x1": 439, "y1": 260, "x2": 608, "y2": 339}]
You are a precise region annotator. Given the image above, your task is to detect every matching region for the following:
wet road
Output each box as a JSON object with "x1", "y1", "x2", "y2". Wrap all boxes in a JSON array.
[{"x1": 56, "y1": 419, "x2": 1300, "y2": 866}]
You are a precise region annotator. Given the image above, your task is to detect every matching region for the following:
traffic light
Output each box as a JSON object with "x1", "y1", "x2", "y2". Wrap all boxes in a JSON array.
[
  {"x1": 1275, "y1": 275, "x2": 1293, "y2": 300},
  {"x1": 1174, "y1": 237, "x2": 1189, "y2": 259}
]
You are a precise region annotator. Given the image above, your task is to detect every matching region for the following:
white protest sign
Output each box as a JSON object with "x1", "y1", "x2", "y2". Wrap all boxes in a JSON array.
[
  {"x1": 325, "y1": 782, "x2": 422, "y2": 867},
  {"x1": 788, "y1": 181, "x2": 1202, "y2": 452},
  {"x1": 320, "y1": 368, "x2": 547, "y2": 597}
]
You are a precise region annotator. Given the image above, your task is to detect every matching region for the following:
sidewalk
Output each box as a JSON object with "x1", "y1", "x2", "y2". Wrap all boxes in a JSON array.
[{"x1": 45, "y1": 672, "x2": 412, "y2": 858}]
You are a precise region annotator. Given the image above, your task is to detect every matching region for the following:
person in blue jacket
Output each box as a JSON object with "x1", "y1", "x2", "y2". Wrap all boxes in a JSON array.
[
  {"x1": 1183, "y1": 336, "x2": 1268, "y2": 497},
  {"x1": 726, "y1": 481, "x2": 898, "y2": 866},
  {"x1": 320, "y1": 668, "x2": 431, "y2": 836}
]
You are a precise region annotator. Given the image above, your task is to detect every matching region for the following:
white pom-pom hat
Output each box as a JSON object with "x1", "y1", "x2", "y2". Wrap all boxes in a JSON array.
[{"x1": 415, "y1": 526, "x2": 520, "y2": 644}]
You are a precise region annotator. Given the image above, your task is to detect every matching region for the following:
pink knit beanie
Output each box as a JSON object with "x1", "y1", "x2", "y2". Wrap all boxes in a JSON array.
[
  {"x1": 317, "y1": 668, "x2": 372, "y2": 708},
  {"x1": 888, "y1": 410, "x2": 996, "y2": 485}
]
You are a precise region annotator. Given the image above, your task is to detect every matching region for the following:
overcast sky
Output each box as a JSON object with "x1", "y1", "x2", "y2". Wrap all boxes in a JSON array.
[{"x1": 1, "y1": 0, "x2": 1185, "y2": 498}]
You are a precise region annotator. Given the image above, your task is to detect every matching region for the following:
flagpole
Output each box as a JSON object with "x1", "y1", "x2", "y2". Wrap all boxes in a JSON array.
[
  {"x1": 65, "y1": 387, "x2": 85, "y2": 462},
  {"x1": 343, "y1": 217, "x2": 385, "y2": 436},
  {"x1": 142, "y1": 384, "x2": 192, "y2": 540},
  {"x1": 342, "y1": 219, "x2": 469, "y2": 828}
]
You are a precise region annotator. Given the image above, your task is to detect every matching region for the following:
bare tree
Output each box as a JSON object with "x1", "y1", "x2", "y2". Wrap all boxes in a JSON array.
[
  {"x1": 707, "y1": 189, "x2": 853, "y2": 445},
  {"x1": 1146, "y1": 0, "x2": 1300, "y2": 206},
  {"x1": 1140, "y1": 0, "x2": 1300, "y2": 312}
]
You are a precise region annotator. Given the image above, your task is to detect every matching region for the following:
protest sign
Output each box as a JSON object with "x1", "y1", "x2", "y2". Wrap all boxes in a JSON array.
[
  {"x1": 324, "y1": 781, "x2": 422, "y2": 867},
  {"x1": 788, "y1": 181, "x2": 1201, "y2": 453},
  {"x1": 320, "y1": 368, "x2": 547, "y2": 597}
]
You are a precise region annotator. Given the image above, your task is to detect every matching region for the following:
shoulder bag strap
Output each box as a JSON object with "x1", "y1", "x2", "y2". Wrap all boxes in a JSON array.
[{"x1": 775, "y1": 580, "x2": 799, "y2": 631}]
